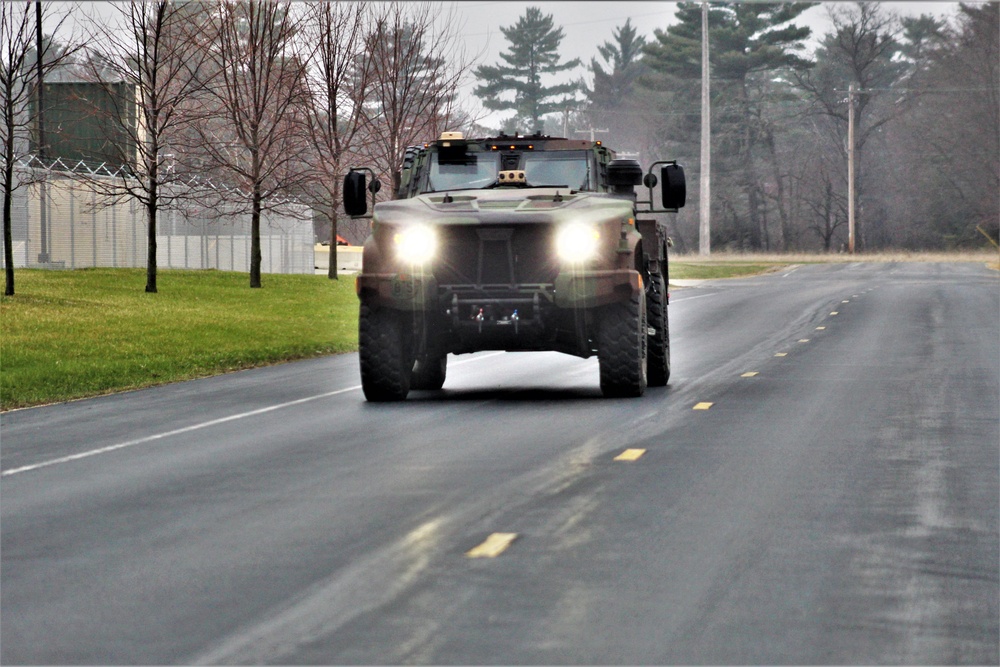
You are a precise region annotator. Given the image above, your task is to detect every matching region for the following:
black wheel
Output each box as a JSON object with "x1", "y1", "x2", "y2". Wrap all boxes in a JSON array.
[
  {"x1": 359, "y1": 299, "x2": 412, "y2": 401},
  {"x1": 411, "y1": 353, "x2": 447, "y2": 390},
  {"x1": 646, "y1": 271, "x2": 670, "y2": 386},
  {"x1": 598, "y1": 290, "x2": 648, "y2": 397}
]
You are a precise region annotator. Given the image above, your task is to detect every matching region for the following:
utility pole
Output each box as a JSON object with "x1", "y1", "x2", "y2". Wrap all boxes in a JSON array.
[
  {"x1": 699, "y1": 0, "x2": 711, "y2": 257},
  {"x1": 574, "y1": 127, "x2": 608, "y2": 142},
  {"x1": 847, "y1": 83, "x2": 856, "y2": 254}
]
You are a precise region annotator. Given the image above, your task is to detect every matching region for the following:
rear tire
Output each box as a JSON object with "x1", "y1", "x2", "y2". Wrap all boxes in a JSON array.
[
  {"x1": 359, "y1": 299, "x2": 412, "y2": 401},
  {"x1": 598, "y1": 290, "x2": 648, "y2": 397},
  {"x1": 411, "y1": 353, "x2": 447, "y2": 390},
  {"x1": 647, "y1": 271, "x2": 670, "y2": 386}
]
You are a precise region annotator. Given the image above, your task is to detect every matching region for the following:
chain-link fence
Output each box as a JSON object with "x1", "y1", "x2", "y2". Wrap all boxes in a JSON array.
[{"x1": 3, "y1": 160, "x2": 314, "y2": 274}]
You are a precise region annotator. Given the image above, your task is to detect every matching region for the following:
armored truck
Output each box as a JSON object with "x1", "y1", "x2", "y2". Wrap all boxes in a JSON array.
[{"x1": 343, "y1": 132, "x2": 686, "y2": 401}]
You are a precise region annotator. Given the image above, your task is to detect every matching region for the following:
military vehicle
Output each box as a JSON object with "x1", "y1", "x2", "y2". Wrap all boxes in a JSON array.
[{"x1": 343, "y1": 132, "x2": 685, "y2": 401}]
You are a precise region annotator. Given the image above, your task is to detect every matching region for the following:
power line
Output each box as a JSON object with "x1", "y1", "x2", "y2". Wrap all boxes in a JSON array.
[{"x1": 834, "y1": 87, "x2": 996, "y2": 93}]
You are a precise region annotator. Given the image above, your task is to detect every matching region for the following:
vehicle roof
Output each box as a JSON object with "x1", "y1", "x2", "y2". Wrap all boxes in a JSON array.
[{"x1": 426, "y1": 134, "x2": 609, "y2": 152}]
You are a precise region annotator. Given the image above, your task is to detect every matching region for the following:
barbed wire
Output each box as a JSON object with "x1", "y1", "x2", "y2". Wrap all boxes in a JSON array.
[{"x1": 15, "y1": 154, "x2": 307, "y2": 209}]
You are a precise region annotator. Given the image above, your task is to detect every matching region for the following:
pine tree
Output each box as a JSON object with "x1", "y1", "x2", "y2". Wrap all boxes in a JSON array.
[
  {"x1": 473, "y1": 6, "x2": 581, "y2": 134},
  {"x1": 587, "y1": 19, "x2": 647, "y2": 152},
  {"x1": 590, "y1": 18, "x2": 647, "y2": 108},
  {"x1": 642, "y1": 1, "x2": 814, "y2": 250}
]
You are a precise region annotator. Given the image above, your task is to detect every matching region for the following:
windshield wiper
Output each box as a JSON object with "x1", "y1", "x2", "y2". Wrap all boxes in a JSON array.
[
  {"x1": 425, "y1": 186, "x2": 485, "y2": 194},
  {"x1": 484, "y1": 180, "x2": 569, "y2": 189}
]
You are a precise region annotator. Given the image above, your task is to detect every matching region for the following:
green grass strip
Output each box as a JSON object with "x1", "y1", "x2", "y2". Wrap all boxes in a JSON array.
[
  {"x1": 670, "y1": 261, "x2": 782, "y2": 280},
  {"x1": 1, "y1": 269, "x2": 359, "y2": 410}
]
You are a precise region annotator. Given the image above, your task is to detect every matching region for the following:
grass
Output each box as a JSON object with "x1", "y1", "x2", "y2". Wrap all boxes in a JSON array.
[
  {"x1": 673, "y1": 248, "x2": 999, "y2": 265},
  {"x1": 1, "y1": 269, "x2": 358, "y2": 411},
  {"x1": 2, "y1": 250, "x2": 995, "y2": 410},
  {"x1": 670, "y1": 261, "x2": 781, "y2": 280},
  {"x1": 670, "y1": 249, "x2": 1000, "y2": 278}
]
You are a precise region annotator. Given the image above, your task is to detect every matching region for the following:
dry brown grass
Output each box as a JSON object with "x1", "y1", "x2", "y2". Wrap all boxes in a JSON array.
[{"x1": 672, "y1": 249, "x2": 999, "y2": 268}]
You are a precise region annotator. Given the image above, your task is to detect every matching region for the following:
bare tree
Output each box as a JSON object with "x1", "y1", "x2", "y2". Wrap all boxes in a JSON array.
[
  {"x1": 80, "y1": 0, "x2": 213, "y2": 293},
  {"x1": 1, "y1": 2, "x2": 77, "y2": 295},
  {"x1": 797, "y1": 150, "x2": 848, "y2": 251},
  {"x1": 358, "y1": 2, "x2": 474, "y2": 195},
  {"x1": 201, "y1": 0, "x2": 311, "y2": 288},
  {"x1": 795, "y1": 2, "x2": 908, "y2": 251},
  {"x1": 299, "y1": 1, "x2": 369, "y2": 280}
]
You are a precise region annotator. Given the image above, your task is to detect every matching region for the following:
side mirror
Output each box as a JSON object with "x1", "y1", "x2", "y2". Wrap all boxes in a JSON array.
[
  {"x1": 661, "y1": 163, "x2": 686, "y2": 209},
  {"x1": 343, "y1": 170, "x2": 367, "y2": 216}
]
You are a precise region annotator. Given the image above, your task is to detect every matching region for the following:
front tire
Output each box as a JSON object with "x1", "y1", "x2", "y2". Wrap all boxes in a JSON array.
[
  {"x1": 359, "y1": 299, "x2": 412, "y2": 401},
  {"x1": 598, "y1": 290, "x2": 648, "y2": 397},
  {"x1": 647, "y1": 271, "x2": 670, "y2": 386}
]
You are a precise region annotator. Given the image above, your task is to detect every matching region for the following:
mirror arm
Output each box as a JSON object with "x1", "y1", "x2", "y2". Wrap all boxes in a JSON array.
[{"x1": 635, "y1": 160, "x2": 681, "y2": 214}]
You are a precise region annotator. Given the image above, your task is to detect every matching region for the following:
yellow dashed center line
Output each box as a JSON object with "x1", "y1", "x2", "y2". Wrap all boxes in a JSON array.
[
  {"x1": 842, "y1": 300, "x2": 850, "y2": 303},
  {"x1": 775, "y1": 352, "x2": 788, "y2": 357},
  {"x1": 798, "y1": 339, "x2": 810, "y2": 343},
  {"x1": 741, "y1": 371, "x2": 759, "y2": 377},
  {"x1": 830, "y1": 311, "x2": 839, "y2": 315},
  {"x1": 614, "y1": 448, "x2": 646, "y2": 461},
  {"x1": 467, "y1": 533, "x2": 518, "y2": 558},
  {"x1": 693, "y1": 402, "x2": 714, "y2": 410},
  {"x1": 816, "y1": 326, "x2": 826, "y2": 330}
]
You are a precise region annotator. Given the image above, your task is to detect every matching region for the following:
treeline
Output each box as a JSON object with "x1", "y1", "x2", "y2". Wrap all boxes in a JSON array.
[
  {"x1": 575, "y1": 2, "x2": 999, "y2": 253},
  {"x1": 2, "y1": 3, "x2": 997, "y2": 296}
]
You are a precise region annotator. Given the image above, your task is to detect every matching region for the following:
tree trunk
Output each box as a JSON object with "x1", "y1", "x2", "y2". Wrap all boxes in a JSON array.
[
  {"x1": 328, "y1": 176, "x2": 341, "y2": 280},
  {"x1": 328, "y1": 203, "x2": 338, "y2": 280},
  {"x1": 3, "y1": 105, "x2": 15, "y2": 294},
  {"x1": 250, "y1": 184, "x2": 262, "y2": 288},
  {"x1": 3, "y1": 162, "x2": 14, "y2": 296},
  {"x1": 145, "y1": 176, "x2": 157, "y2": 293}
]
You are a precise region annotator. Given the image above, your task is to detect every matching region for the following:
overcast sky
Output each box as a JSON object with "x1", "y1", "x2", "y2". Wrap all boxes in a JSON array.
[
  {"x1": 448, "y1": 1, "x2": 968, "y2": 127},
  {"x1": 450, "y1": 1, "x2": 965, "y2": 66},
  {"x1": 46, "y1": 1, "x2": 973, "y2": 130}
]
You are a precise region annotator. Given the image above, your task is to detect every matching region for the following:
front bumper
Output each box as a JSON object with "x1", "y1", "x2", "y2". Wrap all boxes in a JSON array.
[{"x1": 356, "y1": 267, "x2": 642, "y2": 312}]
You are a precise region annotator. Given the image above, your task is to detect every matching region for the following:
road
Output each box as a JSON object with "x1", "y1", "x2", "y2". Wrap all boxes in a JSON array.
[{"x1": 2, "y1": 262, "x2": 997, "y2": 665}]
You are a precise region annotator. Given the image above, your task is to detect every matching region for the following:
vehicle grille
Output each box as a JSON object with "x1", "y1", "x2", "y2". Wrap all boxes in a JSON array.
[{"x1": 435, "y1": 224, "x2": 558, "y2": 287}]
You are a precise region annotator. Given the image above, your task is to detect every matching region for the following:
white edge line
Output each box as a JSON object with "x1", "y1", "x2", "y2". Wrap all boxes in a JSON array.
[
  {"x1": 1, "y1": 385, "x2": 361, "y2": 477},
  {"x1": 781, "y1": 264, "x2": 803, "y2": 278},
  {"x1": 670, "y1": 292, "x2": 719, "y2": 303},
  {"x1": 2, "y1": 352, "x2": 510, "y2": 478}
]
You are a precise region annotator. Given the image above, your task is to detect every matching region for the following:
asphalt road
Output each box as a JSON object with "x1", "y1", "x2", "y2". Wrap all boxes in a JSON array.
[{"x1": 2, "y1": 262, "x2": 997, "y2": 665}]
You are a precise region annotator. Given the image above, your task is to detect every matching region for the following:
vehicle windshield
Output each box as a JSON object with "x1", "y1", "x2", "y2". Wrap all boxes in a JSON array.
[
  {"x1": 427, "y1": 152, "x2": 499, "y2": 192},
  {"x1": 425, "y1": 149, "x2": 593, "y2": 192},
  {"x1": 523, "y1": 151, "x2": 592, "y2": 190}
]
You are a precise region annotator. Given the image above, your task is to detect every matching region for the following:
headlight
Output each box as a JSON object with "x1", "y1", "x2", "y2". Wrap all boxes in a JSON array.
[
  {"x1": 394, "y1": 224, "x2": 437, "y2": 264},
  {"x1": 556, "y1": 223, "x2": 600, "y2": 263}
]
